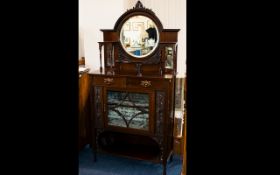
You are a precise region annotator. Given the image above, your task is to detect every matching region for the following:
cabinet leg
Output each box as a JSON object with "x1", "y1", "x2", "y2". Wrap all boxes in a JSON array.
[
  {"x1": 162, "y1": 162, "x2": 167, "y2": 175},
  {"x1": 94, "y1": 151, "x2": 97, "y2": 162},
  {"x1": 169, "y1": 154, "x2": 173, "y2": 163},
  {"x1": 92, "y1": 148, "x2": 97, "y2": 162},
  {"x1": 92, "y1": 127, "x2": 97, "y2": 162}
]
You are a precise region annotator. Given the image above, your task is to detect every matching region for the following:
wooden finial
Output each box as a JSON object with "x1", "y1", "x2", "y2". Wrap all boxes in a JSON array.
[{"x1": 135, "y1": 1, "x2": 144, "y2": 8}]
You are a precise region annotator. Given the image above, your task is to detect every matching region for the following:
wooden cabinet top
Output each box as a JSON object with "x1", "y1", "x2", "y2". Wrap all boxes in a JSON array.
[{"x1": 88, "y1": 69, "x2": 174, "y2": 79}]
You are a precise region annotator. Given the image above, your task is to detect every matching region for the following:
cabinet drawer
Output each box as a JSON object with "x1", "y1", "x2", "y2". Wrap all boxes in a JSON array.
[
  {"x1": 126, "y1": 78, "x2": 168, "y2": 89},
  {"x1": 93, "y1": 76, "x2": 125, "y2": 87}
]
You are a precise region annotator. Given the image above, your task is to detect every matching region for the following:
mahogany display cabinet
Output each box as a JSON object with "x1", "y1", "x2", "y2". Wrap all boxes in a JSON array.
[{"x1": 88, "y1": 1, "x2": 180, "y2": 175}]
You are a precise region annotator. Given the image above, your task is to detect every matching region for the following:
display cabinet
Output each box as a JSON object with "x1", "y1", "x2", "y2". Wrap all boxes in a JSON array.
[
  {"x1": 89, "y1": 1, "x2": 180, "y2": 175},
  {"x1": 79, "y1": 69, "x2": 91, "y2": 151}
]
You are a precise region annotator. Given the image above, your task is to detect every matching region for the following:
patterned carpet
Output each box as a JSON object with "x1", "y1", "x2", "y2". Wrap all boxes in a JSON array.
[{"x1": 79, "y1": 145, "x2": 183, "y2": 175}]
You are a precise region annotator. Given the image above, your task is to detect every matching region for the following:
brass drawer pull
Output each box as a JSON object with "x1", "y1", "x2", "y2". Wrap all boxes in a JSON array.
[
  {"x1": 140, "y1": 80, "x2": 152, "y2": 87},
  {"x1": 104, "y1": 78, "x2": 114, "y2": 85}
]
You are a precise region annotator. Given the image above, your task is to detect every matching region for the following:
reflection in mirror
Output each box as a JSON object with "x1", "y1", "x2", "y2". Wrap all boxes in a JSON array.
[
  {"x1": 165, "y1": 47, "x2": 173, "y2": 69},
  {"x1": 120, "y1": 15, "x2": 159, "y2": 58}
]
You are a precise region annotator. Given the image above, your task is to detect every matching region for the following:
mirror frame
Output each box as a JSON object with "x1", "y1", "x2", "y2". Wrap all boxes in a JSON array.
[{"x1": 113, "y1": 1, "x2": 163, "y2": 61}]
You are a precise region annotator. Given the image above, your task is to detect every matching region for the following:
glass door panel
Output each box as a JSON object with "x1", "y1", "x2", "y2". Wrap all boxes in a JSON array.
[{"x1": 107, "y1": 91, "x2": 149, "y2": 130}]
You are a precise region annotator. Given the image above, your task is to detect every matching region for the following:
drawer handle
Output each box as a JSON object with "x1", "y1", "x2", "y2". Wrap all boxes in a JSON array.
[
  {"x1": 140, "y1": 80, "x2": 152, "y2": 87},
  {"x1": 104, "y1": 78, "x2": 114, "y2": 85}
]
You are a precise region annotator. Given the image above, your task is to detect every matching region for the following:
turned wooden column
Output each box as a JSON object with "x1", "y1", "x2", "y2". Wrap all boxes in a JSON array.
[{"x1": 98, "y1": 42, "x2": 104, "y2": 72}]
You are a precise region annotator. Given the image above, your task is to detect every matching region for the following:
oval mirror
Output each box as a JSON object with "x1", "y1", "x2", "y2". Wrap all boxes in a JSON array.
[{"x1": 120, "y1": 15, "x2": 159, "y2": 58}]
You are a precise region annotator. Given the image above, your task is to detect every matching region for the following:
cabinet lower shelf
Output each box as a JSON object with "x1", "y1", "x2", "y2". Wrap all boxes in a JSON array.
[{"x1": 98, "y1": 131, "x2": 161, "y2": 162}]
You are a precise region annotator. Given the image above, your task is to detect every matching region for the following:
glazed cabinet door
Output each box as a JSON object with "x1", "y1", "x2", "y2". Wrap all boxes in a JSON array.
[{"x1": 103, "y1": 88, "x2": 155, "y2": 135}]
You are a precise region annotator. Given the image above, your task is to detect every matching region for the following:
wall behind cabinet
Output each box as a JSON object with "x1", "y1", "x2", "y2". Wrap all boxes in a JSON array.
[{"x1": 79, "y1": 0, "x2": 124, "y2": 67}]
